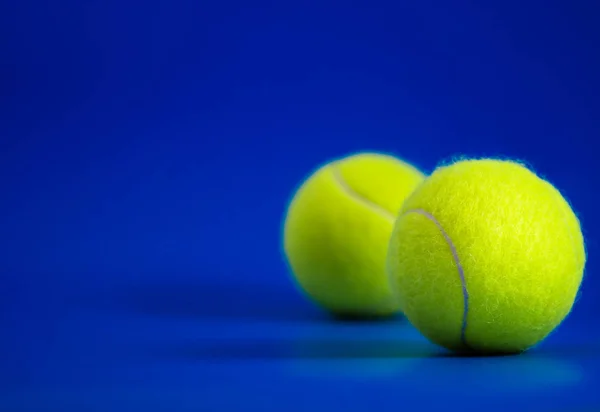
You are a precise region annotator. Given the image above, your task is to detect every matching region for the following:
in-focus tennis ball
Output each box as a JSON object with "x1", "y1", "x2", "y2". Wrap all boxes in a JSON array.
[
  {"x1": 283, "y1": 152, "x2": 425, "y2": 318},
  {"x1": 387, "y1": 158, "x2": 586, "y2": 354}
]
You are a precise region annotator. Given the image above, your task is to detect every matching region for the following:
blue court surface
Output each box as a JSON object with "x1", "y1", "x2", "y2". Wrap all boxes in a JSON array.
[
  {"x1": 1, "y1": 274, "x2": 599, "y2": 411},
  {"x1": 2, "y1": 1, "x2": 599, "y2": 411}
]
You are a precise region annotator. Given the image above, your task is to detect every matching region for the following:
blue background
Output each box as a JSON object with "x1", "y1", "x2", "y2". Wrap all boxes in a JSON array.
[{"x1": 1, "y1": 1, "x2": 599, "y2": 411}]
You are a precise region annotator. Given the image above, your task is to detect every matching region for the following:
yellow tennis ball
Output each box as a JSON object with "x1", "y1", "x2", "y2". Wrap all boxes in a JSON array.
[
  {"x1": 387, "y1": 158, "x2": 586, "y2": 354},
  {"x1": 283, "y1": 152, "x2": 425, "y2": 318}
]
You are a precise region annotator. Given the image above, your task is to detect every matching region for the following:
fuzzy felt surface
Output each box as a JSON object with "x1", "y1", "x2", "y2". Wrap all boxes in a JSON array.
[{"x1": 387, "y1": 158, "x2": 586, "y2": 354}]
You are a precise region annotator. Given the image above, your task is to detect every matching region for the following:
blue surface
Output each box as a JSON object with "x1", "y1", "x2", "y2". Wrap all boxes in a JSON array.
[{"x1": 1, "y1": 1, "x2": 600, "y2": 411}]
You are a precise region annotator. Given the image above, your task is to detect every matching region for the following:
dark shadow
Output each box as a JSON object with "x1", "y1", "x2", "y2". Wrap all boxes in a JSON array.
[
  {"x1": 331, "y1": 313, "x2": 401, "y2": 323},
  {"x1": 434, "y1": 350, "x2": 518, "y2": 358},
  {"x1": 434, "y1": 344, "x2": 600, "y2": 358},
  {"x1": 145, "y1": 338, "x2": 442, "y2": 360},
  {"x1": 145, "y1": 339, "x2": 599, "y2": 361}
]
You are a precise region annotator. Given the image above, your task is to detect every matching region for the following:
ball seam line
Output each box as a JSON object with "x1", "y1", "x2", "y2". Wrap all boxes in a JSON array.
[
  {"x1": 331, "y1": 165, "x2": 395, "y2": 223},
  {"x1": 403, "y1": 208, "x2": 470, "y2": 348}
]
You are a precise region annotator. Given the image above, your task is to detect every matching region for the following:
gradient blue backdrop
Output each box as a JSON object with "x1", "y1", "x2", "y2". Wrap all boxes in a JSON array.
[{"x1": 1, "y1": 1, "x2": 599, "y2": 411}]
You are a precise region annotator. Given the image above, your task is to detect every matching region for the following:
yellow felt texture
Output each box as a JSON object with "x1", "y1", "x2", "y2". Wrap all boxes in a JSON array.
[
  {"x1": 387, "y1": 158, "x2": 586, "y2": 354},
  {"x1": 283, "y1": 152, "x2": 425, "y2": 317}
]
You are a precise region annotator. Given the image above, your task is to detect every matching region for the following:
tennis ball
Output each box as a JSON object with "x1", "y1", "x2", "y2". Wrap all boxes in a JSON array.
[
  {"x1": 386, "y1": 158, "x2": 586, "y2": 354},
  {"x1": 283, "y1": 152, "x2": 425, "y2": 318}
]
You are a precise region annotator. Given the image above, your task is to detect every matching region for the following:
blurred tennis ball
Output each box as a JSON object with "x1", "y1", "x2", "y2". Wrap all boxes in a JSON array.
[{"x1": 283, "y1": 152, "x2": 425, "y2": 318}]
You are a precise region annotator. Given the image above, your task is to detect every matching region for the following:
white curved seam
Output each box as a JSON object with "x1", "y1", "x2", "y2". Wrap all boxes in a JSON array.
[
  {"x1": 402, "y1": 208, "x2": 470, "y2": 348},
  {"x1": 331, "y1": 166, "x2": 395, "y2": 224}
]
